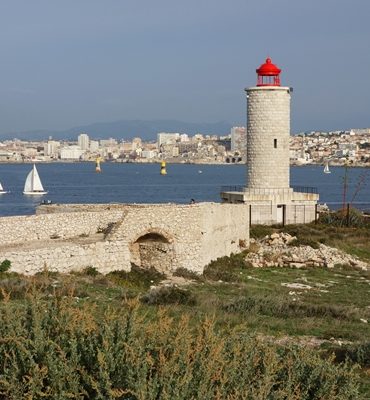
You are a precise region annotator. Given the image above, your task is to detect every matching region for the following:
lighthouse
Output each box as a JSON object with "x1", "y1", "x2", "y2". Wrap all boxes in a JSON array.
[
  {"x1": 221, "y1": 57, "x2": 318, "y2": 225},
  {"x1": 246, "y1": 58, "x2": 290, "y2": 191}
]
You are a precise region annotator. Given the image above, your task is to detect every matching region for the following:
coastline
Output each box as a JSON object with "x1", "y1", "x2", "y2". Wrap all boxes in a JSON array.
[{"x1": 0, "y1": 159, "x2": 369, "y2": 168}]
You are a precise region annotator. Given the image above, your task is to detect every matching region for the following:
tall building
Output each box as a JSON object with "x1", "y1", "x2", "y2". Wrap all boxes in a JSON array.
[
  {"x1": 221, "y1": 57, "x2": 318, "y2": 225},
  {"x1": 78, "y1": 133, "x2": 89, "y2": 151},
  {"x1": 44, "y1": 140, "x2": 60, "y2": 157},
  {"x1": 89, "y1": 140, "x2": 100, "y2": 152},
  {"x1": 157, "y1": 132, "x2": 180, "y2": 147}
]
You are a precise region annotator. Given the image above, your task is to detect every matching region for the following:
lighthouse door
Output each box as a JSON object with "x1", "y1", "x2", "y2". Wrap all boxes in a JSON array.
[{"x1": 277, "y1": 205, "x2": 285, "y2": 225}]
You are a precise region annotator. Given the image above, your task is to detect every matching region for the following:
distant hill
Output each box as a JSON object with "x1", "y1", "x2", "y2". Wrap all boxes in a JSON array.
[{"x1": 0, "y1": 119, "x2": 233, "y2": 141}]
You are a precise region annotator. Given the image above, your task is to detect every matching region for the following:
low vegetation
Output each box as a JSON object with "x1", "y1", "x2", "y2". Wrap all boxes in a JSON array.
[{"x1": 0, "y1": 219, "x2": 369, "y2": 397}]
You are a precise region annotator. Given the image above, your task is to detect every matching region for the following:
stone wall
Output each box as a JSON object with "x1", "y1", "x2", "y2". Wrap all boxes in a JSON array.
[
  {"x1": 0, "y1": 203, "x2": 249, "y2": 275},
  {"x1": 248, "y1": 202, "x2": 317, "y2": 225},
  {"x1": 0, "y1": 211, "x2": 124, "y2": 246},
  {"x1": 246, "y1": 86, "x2": 291, "y2": 189}
]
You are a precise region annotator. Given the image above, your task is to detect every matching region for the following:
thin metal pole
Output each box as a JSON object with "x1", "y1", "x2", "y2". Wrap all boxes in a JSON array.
[{"x1": 346, "y1": 203, "x2": 350, "y2": 227}]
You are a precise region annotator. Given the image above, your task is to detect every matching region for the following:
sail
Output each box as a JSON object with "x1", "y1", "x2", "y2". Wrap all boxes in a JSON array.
[
  {"x1": 31, "y1": 165, "x2": 45, "y2": 191},
  {"x1": 23, "y1": 169, "x2": 34, "y2": 192},
  {"x1": 324, "y1": 161, "x2": 330, "y2": 174},
  {"x1": 23, "y1": 164, "x2": 46, "y2": 193},
  {"x1": 0, "y1": 182, "x2": 3, "y2": 191}
]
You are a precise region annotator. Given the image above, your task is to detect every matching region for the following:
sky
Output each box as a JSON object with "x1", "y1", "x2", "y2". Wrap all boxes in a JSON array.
[{"x1": 0, "y1": 0, "x2": 369, "y2": 135}]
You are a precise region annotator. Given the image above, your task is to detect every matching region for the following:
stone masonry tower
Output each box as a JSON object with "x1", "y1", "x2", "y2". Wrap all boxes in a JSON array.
[
  {"x1": 246, "y1": 58, "x2": 290, "y2": 191},
  {"x1": 221, "y1": 57, "x2": 319, "y2": 225}
]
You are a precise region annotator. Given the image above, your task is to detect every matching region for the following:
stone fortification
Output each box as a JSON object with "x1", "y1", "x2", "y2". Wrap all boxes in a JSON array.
[
  {"x1": 0, "y1": 210, "x2": 124, "y2": 246},
  {"x1": 0, "y1": 203, "x2": 249, "y2": 275}
]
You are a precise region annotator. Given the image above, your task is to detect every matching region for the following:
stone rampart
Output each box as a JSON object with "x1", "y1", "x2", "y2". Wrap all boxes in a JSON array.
[
  {"x1": 0, "y1": 203, "x2": 249, "y2": 275},
  {"x1": 0, "y1": 210, "x2": 124, "y2": 246}
]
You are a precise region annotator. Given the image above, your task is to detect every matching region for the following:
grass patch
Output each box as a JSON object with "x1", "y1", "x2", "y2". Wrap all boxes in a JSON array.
[
  {"x1": 287, "y1": 237, "x2": 321, "y2": 249},
  {"x1": 173, "y1": 267, "x2": 202, "y2": 281},
  {"x1": 141, "y1": 286, "x2": 196, "y2": 306},
  {"x1": 250, "y1": 225, "x2": 275, "y2": 239},
  {"x1": 222, "y1": 294, "x2": 357, "y2": 320},
  {"x1": 203, "y1": 251, "x2": 251, "y2": 282},
  {"x1": 106, "y1": 264, "x2": 165, "y2": 290}
]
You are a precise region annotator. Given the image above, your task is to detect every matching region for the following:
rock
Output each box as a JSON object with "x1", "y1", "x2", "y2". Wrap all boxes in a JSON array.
[
  {"x1": 290, "y1": 262, "x2": 306, "y2": 269},
  {"x1": 246, "y1": 232, "x2": 369, "y2": 271},
  {"x1": 281, "y1": 283, "x2": 313, "y2": 290}
]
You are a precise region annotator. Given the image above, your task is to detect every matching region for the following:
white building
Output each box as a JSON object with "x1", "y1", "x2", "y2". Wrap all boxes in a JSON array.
[
  {"x1": 44, "y1": 140, "x2": 60, "y2": 157},
  {"x1": 60, "y1": 146, "x2": 84, "y2": 160},
  {"x1": 141, "y1": 150, "x2": 157, "y2": 159},
  {"x1": 100, "y1": 138, "x2": 117, "y2": 147},
  {"x1": 179, "y1": 134, "x2": 189, "y2": 142},
  {"x1": 89, "y1": 140, "x2": 100, "y2": 152},
  {"x1": 78, "y1": 133, "x2": 89, "y2": 150},
  {"x1": 157, "y1": 132, "x2": 180, "y2": 147}
]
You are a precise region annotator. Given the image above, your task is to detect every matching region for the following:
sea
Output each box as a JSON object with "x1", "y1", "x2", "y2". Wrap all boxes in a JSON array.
[{"x1": 0, "y1": 162, "x2": 369, "y2": 217}]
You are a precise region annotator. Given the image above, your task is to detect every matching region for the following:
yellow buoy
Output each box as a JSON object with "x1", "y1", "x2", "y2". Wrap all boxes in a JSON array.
[
  {"x1": 95, "y1": 157, "x2": 102, "y2": 173},
  {"x1": 160, "y1": 161, "x2": 167, "y2": 175}
]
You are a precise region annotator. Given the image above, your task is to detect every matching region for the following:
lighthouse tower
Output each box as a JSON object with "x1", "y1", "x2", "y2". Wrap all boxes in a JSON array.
[
  {"x1": 221, "y1": 57, "x2": 318, "y2": 225},
  {"x1": 246, "y1": 58, "x2": 290, "y2": 192}
]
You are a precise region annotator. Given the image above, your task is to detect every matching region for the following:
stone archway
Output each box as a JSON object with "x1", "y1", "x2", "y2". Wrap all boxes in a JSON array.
[{"x1": 129, "y1": 230, "x2": 175, "y2": 274}]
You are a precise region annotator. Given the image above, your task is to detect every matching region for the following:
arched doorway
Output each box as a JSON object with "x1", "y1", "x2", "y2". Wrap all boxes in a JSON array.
[{"x1": 130, "y1": 231, "x2": 174, "y2": 274}]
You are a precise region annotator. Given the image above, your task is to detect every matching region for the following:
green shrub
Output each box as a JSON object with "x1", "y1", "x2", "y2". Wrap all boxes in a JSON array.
[
  {"x1": 288, "y1": 237, "x2": 321, "y2": 249},
  {"x1": 173, "y1": 267, "x2": 202, "y2": 281},
  {"x1": 141, "y1": 286, "x2": 196, "y2": 306},
  {"x1": 203, "y1": 252, "x2": 250, "y2": 282},
  {"x1": 0, "y1": 259, "x2": 11, "y2": 273},
  {"x1": 320, "y1": 207, "x2": 365, "y2": 227},
  {"x1": 0, "y1": 276, "x2": 30, "y2": 300},
  {"x1": 0, "y1": 293, "x2": 361, "y2": 399},
  {"x1": 322, "y1": 342, "x2": 370, "y2": 368},
  {"x1": 250, "y1": 225, "x2": 275, "y2": 239},
  {"x1": 107, "y1": 264, "x2": 165, "y2": 290},
  {"x1": 82, "y1": 266, "x2": 100, "y2": 276}
]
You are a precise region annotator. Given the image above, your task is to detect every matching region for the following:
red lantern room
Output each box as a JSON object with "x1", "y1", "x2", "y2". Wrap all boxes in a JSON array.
[{"x1": 256, "y1": 57, "x2": 281, "y2": 86}]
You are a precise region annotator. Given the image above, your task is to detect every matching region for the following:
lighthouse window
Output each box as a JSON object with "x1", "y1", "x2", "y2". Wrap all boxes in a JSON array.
[{"x1": 274, "y1": 139, "x2": 277, "y2": 148}]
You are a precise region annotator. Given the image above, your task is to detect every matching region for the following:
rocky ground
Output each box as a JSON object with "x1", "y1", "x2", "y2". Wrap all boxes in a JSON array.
[{"x1": 245, "y1": 232, "x2": 369, "y2": 271}]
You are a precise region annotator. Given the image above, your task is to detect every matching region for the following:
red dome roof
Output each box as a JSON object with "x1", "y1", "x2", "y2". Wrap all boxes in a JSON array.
[{"x1": 256, "y1": 58, "x2": 281, "y2": 76}]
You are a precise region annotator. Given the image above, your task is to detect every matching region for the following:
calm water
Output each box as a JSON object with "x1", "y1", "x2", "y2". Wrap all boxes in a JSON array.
[{"x1": 0, "y1": 162, "x2": 369, "y2": 216}]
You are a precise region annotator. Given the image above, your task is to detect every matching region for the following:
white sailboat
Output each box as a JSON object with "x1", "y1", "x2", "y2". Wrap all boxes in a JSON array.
[
  {"x1": 0, "y1": 182, "x2": 8, "y2": 194},
  {"x1": 323, "y1": 160, "x2": 331, "y2": 174},
  {"x1": 23, "y1": 164, "x2": 48, "y2": 195}
]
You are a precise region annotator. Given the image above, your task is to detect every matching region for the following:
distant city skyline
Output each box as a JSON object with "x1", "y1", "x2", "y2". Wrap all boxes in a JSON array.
[{"x1": 0, "y1": 0, "x2": 369, "y2": 135}]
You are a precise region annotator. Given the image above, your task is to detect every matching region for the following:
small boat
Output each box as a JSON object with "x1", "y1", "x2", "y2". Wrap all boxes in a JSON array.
[
  {"x1": 198, "y1": 170, "x2": 203, "y2": 174},
  {"x1": 323, "y1": 161, "x2": 331, "y2": 174},
  {"x1": 23, "y1": 164, "x2": 48, "y2": 195},
  {"x1": 0, "y1": 182, "x2": 8, "y2": 194}
]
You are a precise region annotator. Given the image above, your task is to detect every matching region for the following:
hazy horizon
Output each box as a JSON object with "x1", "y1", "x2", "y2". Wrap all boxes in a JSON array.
[{"x1": 0, "y1": 0, "x2": 369, "y2": 135}]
